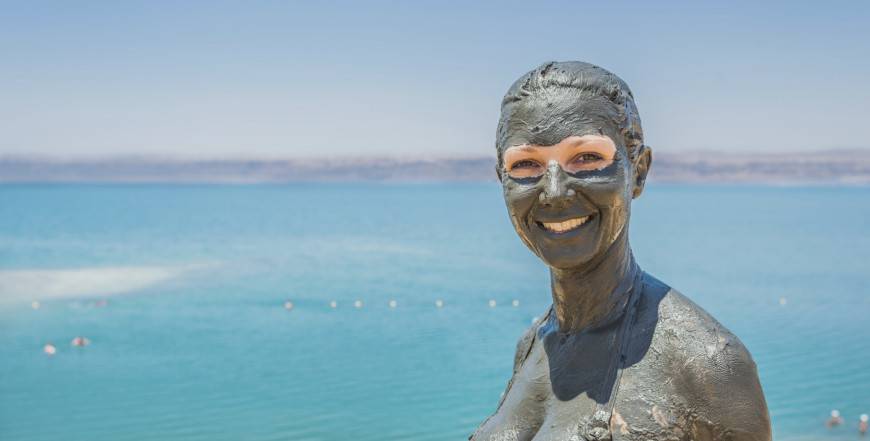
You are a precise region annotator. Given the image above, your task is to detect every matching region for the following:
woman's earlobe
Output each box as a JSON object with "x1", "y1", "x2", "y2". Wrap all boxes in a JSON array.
[{"x1": 632, "y1": 146, "x2": 652, "y2": 199}]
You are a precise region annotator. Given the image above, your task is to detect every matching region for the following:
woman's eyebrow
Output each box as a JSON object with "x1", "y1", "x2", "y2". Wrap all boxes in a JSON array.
[
  {"x1": 508, "y1": 145, "x2": 539, "y2": 153},
  {"x1": 572, "y1": 139, "x2": 615, "y2": 151},
  {"x1": 571, "y1": 137, "x2": 610, "y2": 147}
]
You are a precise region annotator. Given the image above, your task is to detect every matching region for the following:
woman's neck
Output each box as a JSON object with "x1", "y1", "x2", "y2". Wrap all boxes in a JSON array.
[{"x1": 549, "y1": 230, "x2": 638, "y2": 334}]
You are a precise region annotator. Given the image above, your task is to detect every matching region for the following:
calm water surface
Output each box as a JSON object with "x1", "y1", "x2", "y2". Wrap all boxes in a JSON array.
[{"x1": 0, "y1": 183, "x2": 868, "y2": 440}]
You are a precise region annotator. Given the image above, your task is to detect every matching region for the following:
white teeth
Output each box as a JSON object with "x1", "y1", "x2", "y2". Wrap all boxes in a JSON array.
[{"x1": 541, "y1": 216, "x2": 590, "y2": 233}]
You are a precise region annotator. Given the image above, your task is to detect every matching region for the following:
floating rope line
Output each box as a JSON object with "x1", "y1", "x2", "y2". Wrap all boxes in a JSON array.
[
  {"x1": 270, "y1": 296, "x2": 791, "y2": 312},
  {"x1": 283, "y1": 298, "x2": 534, "y2": 311}
]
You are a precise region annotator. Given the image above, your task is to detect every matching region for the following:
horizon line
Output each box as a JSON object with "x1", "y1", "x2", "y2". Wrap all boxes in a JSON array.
[{"x1": 2, "y1": 147, "x2": 870, "y2": 163}]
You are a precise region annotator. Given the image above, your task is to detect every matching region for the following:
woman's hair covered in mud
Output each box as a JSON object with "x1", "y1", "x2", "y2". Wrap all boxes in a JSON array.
[{"x1": 496, "y1": 61, "x2": 645, "y2": 166}]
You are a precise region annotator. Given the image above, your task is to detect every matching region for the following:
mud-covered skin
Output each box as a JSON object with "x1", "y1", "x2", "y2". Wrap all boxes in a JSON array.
[
  {"x1": 471, "y1": 274, "x2": 771, "y2": 441},
  {"x1": 472, "y1": 61, "x2": 770, "y2": 441}
]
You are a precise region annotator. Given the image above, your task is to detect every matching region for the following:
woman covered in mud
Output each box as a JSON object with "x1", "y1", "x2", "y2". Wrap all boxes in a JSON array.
[{"x1": 471, "y1": 62, "x2": 770, "y2": 441}]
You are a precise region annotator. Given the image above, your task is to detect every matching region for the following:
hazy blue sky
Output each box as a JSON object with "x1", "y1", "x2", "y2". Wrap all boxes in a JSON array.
[{"x1": 2, "y1": 1, "x2": 868, "y2": 158}]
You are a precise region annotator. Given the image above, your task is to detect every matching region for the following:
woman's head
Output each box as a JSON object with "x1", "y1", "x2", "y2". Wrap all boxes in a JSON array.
[{"x1": 497, "y1": 61, "x2": 652, "y2": 270}]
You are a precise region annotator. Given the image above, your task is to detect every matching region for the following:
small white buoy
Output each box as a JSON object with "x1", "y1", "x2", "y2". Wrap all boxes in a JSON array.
[
  {"x1": 329, "y1": 300, "x2": 338, "y2": 309},
  {"x1": 31, "y1": 301, "x2": 41, "y2": 310},
  {"x1": 43, "y1": 344, "x2": 56, "y2": 355},
  {"x1": 779, "y1": 297, "x2": 787, "y2": 306},
  {"x1": 531, "y1": 316, "x2": 538, "y2": 324},
  {"x1": 284, "y1": 301, "x2": 294, "y2": 311},
  {"x1": 354, "y1": 300, "x2": 363, "y2": 309},
  {"x1": 71, "y1": 336, "x2": 90, "y2": 347},
  {"x1": 388, "y1": 300, "x2": 397, "y2": 308},
  {"x1": 435, "y1": 299, "x2": 444, "y2": 308},
  {"x1": 488, "y1": 299, "x2": 497, "y2": 308},
  {"x1": 512, "y1": 299, "x2": 520, "y2": 307}
]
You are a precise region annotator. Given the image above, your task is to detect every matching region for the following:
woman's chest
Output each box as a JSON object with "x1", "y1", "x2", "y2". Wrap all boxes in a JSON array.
[{"x1": 491, "y1": 340, "x2": 690, "y2": 441}]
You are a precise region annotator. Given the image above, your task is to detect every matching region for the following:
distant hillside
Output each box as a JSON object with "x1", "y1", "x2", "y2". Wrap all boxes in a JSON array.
[
  {"x1": 650, "y1": 149, "x2": 870, "y2": 185},
  {"x1": 2, "y1": 150, "x2": 869, "y2": 184}
]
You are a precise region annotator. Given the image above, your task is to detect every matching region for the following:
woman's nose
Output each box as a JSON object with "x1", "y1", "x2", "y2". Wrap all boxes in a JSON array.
[{"x1": 539, "y1": 160, "x2": 576, "y2": 207}]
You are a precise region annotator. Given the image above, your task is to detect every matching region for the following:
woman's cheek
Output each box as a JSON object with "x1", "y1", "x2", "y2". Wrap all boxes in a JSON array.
[
  {"x1": 503, "y1": 182, "x2": 539, "y2": 216},
  {"x1": 502, "y1": 181, "x2": 542, "y2": 252},
  {"x1": 568, "y1": 171, "x2": 632, "y2": 246}
]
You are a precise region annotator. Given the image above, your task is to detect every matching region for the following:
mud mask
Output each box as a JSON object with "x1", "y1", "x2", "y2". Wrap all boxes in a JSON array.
[
  {"x1": 500, "y1": 130, "x2": 636, "y2": 270},
  {"x1": 495, "y1": 62, "x2": 649, "y2": 270}
]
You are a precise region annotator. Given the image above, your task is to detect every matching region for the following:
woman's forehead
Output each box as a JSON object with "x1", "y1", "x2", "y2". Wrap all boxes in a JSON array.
[
  {"x1": 500, "y1": 124, "x2": 620, "y2": 153},
  {"x1": 505, "y1": 134, "x2": 616, "y2": 151},
  {"x1": 498, "y1": 96, "x2": 624, "y2": 151}
]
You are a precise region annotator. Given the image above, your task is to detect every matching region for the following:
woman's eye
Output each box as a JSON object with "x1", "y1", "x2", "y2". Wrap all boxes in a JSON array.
[
  {"x1": 507, "y1": 159, "x2": 543, "y2": 179},
  {"x1": 510, "y1": 159, "x2": 541, "y2": 170},
  {"x1": 571, "y1": 152, "x2": 604, "y2": 163},
  {"x1": 564, "y1": 151, "x2": 613, "y2": 173}
]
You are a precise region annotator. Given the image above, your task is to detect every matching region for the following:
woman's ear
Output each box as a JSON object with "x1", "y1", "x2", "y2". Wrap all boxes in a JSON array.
[
  {"x1": 495, "y1": 163, "x2": 504, "y2": 182},
  {"x1": 632, "y1": 145, "x2": 652, "y2": 199}
]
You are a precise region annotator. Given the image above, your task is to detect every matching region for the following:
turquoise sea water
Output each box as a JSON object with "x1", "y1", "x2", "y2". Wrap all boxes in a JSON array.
[{"x1": 0, "y1": 183, "x2": 868, "y2": 440}]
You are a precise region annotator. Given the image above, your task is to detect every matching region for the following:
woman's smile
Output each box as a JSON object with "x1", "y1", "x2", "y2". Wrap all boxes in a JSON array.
[{"x1": 536, "y1": 214, "x2": 595, "y2": 235}]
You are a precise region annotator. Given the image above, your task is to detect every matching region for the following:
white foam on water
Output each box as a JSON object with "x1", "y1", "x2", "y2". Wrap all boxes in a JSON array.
[{"x1": 0, "y1": 264, "x2": 212, "y2": 304}]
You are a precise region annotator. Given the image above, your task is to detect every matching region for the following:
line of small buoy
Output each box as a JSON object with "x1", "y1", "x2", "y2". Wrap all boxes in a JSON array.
[
  {"x1": 31, "y1": 295, "x2": 790, "y2": 313},
  {"x1": 39, "y1": 298, "x2": 526, "y2": 355},
  {"x1": 42, "y1": 336, "x2": 91, "y2": 356},
  {"x1": 280, "y1": 298, "x2": 523, "y2": 310}
]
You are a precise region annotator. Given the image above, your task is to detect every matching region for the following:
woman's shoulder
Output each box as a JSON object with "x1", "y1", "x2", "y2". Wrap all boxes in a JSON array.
[
  {"x1": 627, "y1": 273, "x2": 771, "y2": 440},
  {"x1": 633, "y1": 272, "x2": 759, "y2": 382},
  {"x1": 636, "y1": 273, "x2": 736, "y2": 339}
]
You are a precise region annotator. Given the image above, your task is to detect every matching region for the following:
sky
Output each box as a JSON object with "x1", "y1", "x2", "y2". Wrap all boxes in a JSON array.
[{"x1": 2, "y1": 1, "x2": 869, "y2": 159}]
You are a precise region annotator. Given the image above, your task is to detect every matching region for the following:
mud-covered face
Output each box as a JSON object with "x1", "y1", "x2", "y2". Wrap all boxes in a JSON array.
[{"x1": 500, "y1": 133, "x2": 641, "y2": 270}]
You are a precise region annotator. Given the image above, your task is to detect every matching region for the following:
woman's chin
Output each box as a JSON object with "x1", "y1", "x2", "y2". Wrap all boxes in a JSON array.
[{"x1": 539, "y1": 252, "x2": 597, "y2": 271}]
